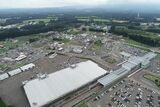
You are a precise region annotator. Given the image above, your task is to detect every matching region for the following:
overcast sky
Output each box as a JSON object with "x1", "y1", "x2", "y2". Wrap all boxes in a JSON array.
[{"x1": 0, "y1": 0, "x2": 160, "y2": 8}]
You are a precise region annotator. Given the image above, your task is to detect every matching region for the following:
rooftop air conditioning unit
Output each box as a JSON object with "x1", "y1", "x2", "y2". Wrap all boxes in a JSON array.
[{"x1": 70, "y1": 64, "x2": 77, "y2": 69}]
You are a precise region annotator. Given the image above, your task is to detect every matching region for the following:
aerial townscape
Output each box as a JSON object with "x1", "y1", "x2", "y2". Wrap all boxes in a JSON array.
[{"x1": 0, "y1": 1, "x2": 160, "y2": 107}]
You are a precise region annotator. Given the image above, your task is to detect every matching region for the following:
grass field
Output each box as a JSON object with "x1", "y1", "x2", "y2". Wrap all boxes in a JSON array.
[
  {"x1": 125, "y1": 38, "x2": 151, "y2": 51},
  {"x1": 0, "y1": 34, "x2": 40, "y2": 54},
  {"x1": 0, "y1": 40, "x2": 18, "y2": 53},
  {"x1": 77, "y1": 19, "x2": 89, "y2": 21},
  {"x1": 75, "y1": 16, "x2": 89, "y2": 19},
  {"x1": 125, "y1": 38, "x2": 151, "y2": 48},
  {"x1": 53, "y1": 37, "x2": 70, "y2": 43},
  {"x1": 143, "y1": 74, "x2": 160, "y2": 88},
  {"x1": 156, "y1": 53, "x2": 160, "y2": 60},
  {"x1": 91, "y1": 40, "x2": 103, "y2": 50},
  {"x1": 0, "y1": 64, "x2": 8, "y2": 71},
  {"x1": 93, "y1": 18, "x2": 110, "y2": 22},
  {"x1": 105, "y1": 57, "x2": 117, "y2": 64}
]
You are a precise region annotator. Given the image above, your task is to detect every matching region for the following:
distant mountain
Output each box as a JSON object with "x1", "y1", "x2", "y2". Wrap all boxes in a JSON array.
[{"x1": 0, "y1": 4, "x2": 160, "y2": 14}]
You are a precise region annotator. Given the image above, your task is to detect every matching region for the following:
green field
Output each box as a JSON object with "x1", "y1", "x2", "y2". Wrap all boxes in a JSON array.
[
  {"x1": 143, "y1": 74, "x2": 160, "y2": 88},
  {"x1": 93, "y1": 18, "x2": 110, "y2": 22},
  {"x1": 23, "y1": 18, "x2": 51, "y2": 23},
  {"x1": 77, "y1": 19, "x2": 89, "y2": 21},
  {"x1": 75, "y1": 16, "x2": 89, "y2": 19},
  {"x1": 53, "y1": 37, "x2": 70, "y2": 43},
  {"x1": 105, "y1": 57, "x2": 117, "y2": 64},
  {"x1": 0, "y1": 34, "x2": 40, "y2": 54},
  {"x1": 113, "y1": 26, "x2": 160, "y2": 47},
  {"x1": 125, "y1": 38, "x2": 151, "y2": 51},
  {"x1": 156, "y1": 53, "x2": 160, "y2": 60},
  {"x1": 76, "y1": 17, "x2": 111, "y2": 23},
  {"x1": 0, "y1": 64, "x2": 8, "y2": 71},
  {"x1": 91, "y1": 40, "x2": 103, "y2": 50}
]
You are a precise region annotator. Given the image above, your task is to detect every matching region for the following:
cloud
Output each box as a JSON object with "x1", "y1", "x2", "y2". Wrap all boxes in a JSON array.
[
  {"x1": 0, "y1": 0, "x2": 107, "y2": 8},
  {"x1": 0, "y1": 0, "x2": 160, "y2": 8},
  {"x1": 108, "y1": 0, "x2": 160, "y2": 4}
]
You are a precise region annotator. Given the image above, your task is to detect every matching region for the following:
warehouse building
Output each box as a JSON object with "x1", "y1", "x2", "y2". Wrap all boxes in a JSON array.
[
  {"x1": 0, "y1": 73, "x2": 9, "y2": 81},
  {"x1": 0, "y1": 63, "x2": 35, "y2": 81},
  {"x1": 8, "y1": 68, "x2": 22, "y2": 76},
  {"x1": 20, "y1": 63, "x2": 35, "y2": 72},
  {"x1": 23, "y1": 61, "x2": 108, "y2": 107}
]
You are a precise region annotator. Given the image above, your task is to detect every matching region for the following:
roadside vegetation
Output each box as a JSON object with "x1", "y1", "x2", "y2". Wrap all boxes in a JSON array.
[
  {"x1": 79, "y1": 103, "x2": 88, "y2": 107},
  {"x1": 143, "y1": 74, "x2": 160, "y2": 88},
  {"x1": 0, "y1": 98, "x2": 14, "y2": 107}
]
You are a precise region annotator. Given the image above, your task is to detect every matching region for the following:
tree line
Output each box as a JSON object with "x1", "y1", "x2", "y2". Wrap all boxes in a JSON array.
[{"x1": 109, "y1": 26, "x2": 160, "y2": 47}]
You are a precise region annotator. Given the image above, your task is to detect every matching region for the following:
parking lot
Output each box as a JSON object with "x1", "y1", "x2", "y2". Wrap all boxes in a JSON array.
[{"x1": 90, "y1": 78, "x2": 160, "y2": 107}]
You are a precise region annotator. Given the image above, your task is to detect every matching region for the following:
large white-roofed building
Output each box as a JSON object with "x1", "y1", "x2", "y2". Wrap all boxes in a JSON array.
[{"x1": 23, "y1": 60, "x2": 108, "y2": 107}]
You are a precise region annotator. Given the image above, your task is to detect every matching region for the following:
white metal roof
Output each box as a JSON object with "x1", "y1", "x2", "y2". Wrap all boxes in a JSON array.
[
  {"x1": 15, "y1": 54, "x2": 27, "y2": 61},
  {"x1": 8, "y1": 68, "x2": 22, "y2": 76},
  {"x1": 23, "y1": 61, "x2": 107, "y2": 107},
  {"x1": 122, "y1": 62, "x2": 136, "y2": 71},
  {"x1": 98, "y1": 52, "x2": 157, "y2": 87},
  {"x1": 128, "y1": 56, "x2": 142, "y2": 65},
  {"x1": 142, "y1": 52, "x2": 157, "y2": 61},
  {"x1": 98, "y1": 68, "x2": 128, "y2": 86},
  {"x1": 0, "y1": 73, "x2": 9, "y2": 81},
  {"x1": 20, "y1": 63, "x2": 35, "y2": 72}
]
